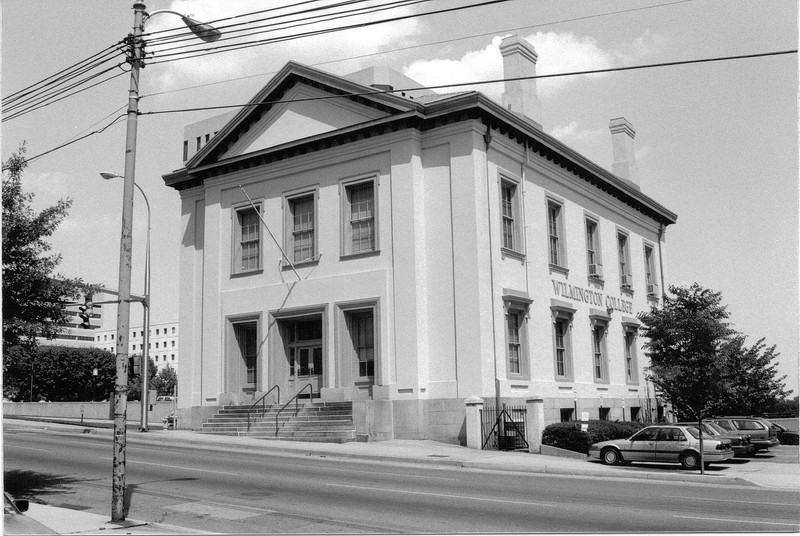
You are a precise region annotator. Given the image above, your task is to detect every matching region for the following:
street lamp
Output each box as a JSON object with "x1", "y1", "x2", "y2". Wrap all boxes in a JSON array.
[
  {"x1": 101, "y1": 171, "x2": 151, "y2": 433},
  {"x1": 109, "y1": 3, "x2": 219, "y2": 521}
]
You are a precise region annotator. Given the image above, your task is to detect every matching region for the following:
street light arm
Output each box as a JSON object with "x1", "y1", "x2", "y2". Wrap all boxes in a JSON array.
[{"x1": 144, "y1": 9, "x2": 222, "y2": 42}]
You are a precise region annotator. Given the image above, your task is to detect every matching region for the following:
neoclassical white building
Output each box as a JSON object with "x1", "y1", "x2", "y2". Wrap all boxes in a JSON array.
[
  {"x1": 163, "y1": 35, "x2": 676, "y2": 442},
  {"x1": 94, "y1": 321, "x2": 179, "y2": 374}
]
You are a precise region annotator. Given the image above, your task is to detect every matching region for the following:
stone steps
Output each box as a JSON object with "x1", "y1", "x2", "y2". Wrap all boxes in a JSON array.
[{"x1": 199, "y1": 401, "x2": 355, "y2": 442}]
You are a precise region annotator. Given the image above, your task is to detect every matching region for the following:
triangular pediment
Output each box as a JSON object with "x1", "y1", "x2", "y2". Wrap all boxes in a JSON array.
[
  {"x1": 219, "y1": 83, "x2": 389, "y2": 159},
  {"x1": 187, "y1": 62, "x2": 418, "y2": 169}
]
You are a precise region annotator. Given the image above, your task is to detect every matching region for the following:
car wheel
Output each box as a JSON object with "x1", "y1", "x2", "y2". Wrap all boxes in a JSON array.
[
  {"x1": 601, "y1": 448, "x2": 621, "y2": 466},
  {"x1": 680, "y1": 451, "x2": 700, "y2": 470}
]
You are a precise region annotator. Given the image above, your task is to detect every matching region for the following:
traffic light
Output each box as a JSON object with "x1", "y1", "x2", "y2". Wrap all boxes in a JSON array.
[
  {"x1": 78, "y1": 296, "x2": 93, "y2": 329},
  {"x1": 128, "y1": 355, "x2": 141, "y2": 377}
]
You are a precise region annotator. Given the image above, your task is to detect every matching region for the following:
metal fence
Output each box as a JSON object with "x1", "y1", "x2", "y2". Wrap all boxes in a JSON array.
[{"x1": 480, "y1": 405, "x2": 528, "y2": 451}]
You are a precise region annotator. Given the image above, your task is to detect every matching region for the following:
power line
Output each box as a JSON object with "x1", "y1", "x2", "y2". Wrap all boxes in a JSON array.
[
  {"x1": 140, "y1": 49, "x2": 797, "y2": 117},
  {"x1": 140, "y1": 0, "x2": 699, "y2": 101},
  {"x1": 145, "y1": 0, "x2": 431, "y2": 62},
  {"x1": 3, "y1": 65, "x2": 128, "y2": 122},
  {"x1": 26, "y1": 114, "x2": 128, "y2": 164},
  {"x1": 3, "y1": 43, "x2": 122, "y2": 105},
  {"x1": 145, "y1": 0, "x2": 515, "y2": 65}
]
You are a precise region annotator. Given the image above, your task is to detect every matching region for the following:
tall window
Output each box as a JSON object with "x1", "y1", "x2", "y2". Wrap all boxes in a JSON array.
[
  {"x1": 288, "y1": 194, "x2": 315, "y2": 263},
  {"x1": 507, "y1": 312, "x2": 521, "y2": 374},
  {"x1": 348, "y1": 311, "x2": 375, "y2": 377},
  {"x1": 618, "y1": 232, "x2": 631, "y2": 288},
  {"x1": 644, "y1": 244, "x2": 658, "y2": 297},
  {"x1": 586, "y1": 219, "x2": 602, "y2": 279},
  {"x1": 592, "y1": 325, "x2": 608, "y2": 381},
  {"x1": 624, "y1": 329, "x2": 638, "y2": 383},
  {"x1": 233, "y1": 321, "x2": 258, "y2": 387},
  {"x1": 234, "y1": 205, "x2": 260, "y2": 273},
  {"x1": 501, "y1": 180, "x2": 521, "y2": 252},
  {"x1": 344, "y1": 180, "x2": 376, "y2": 255},
  {"x1": 553, "y1": 318, "x2": 571, "y2": 379},
  {"x1": 547, "y1": 200, "x2": 565, "y2": 267}
]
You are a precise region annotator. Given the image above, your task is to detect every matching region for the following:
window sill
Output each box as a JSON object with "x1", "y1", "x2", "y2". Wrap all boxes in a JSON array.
[
  {"x1": 549, "y1": 264, "x2": 569, "y2": 276},
  {"x1": 501, "y1": 248, "x2": 526, "y2": 262},
  {"x1": 231, "y1": 268, "x2": 264, "y2": 278},
  {"x1": 341, "y1": 249, "x2": 380, "y2": 260},
  {"x1": 281, "y1": 255, "x2": 321, "y2": 270},
  {"x1": 587, "y1": 275, "x2": 605, "y2": 286},
  {"x1": 620, "y1": 286, "x2": 634, "y2": 296}
]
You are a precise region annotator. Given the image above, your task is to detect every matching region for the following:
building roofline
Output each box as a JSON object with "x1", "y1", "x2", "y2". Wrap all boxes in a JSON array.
[{"x1": 164, "y1": 65, "x2": 677, "y2": 226}]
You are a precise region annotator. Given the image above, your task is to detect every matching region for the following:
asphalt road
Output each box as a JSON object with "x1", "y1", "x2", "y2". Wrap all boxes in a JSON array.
[{"x1": 4, "y1": 428, "x2": 799, "y2": 534}]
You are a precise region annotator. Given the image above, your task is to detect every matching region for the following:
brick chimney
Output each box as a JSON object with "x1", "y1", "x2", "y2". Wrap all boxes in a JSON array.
[
  {"x1": 609, "y1": 117, "x2": 640, "y2": 188},
  {"x1": 500, "y1": 35, "x2": 541, "y2": 126}
]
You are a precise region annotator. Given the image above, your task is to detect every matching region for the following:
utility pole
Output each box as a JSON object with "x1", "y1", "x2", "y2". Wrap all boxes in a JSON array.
[{"x1": 111, "y1": 2, "x2": 145, "y2": 522}]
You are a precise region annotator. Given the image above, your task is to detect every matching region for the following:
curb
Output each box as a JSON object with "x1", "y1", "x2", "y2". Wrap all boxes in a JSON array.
[{"x1": 2, "y1": 417, "x2": 764, "y2": 488}]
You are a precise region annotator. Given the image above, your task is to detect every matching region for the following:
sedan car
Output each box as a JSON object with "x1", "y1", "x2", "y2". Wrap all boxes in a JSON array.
[
  {"x1": 677, "y1": 421, "x2": 754, "y2": 457},
  {"x1": 588, "y1": 424, "x2": 734, "y2": 469}
]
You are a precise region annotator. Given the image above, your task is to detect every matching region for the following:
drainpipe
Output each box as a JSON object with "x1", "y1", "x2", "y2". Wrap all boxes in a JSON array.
[
  {"x1": 484, "y1": 124, "x2": 500, "y2": 412},
  {"x1": 657, "y1": 223, "x2": 666, "y2": 300}
]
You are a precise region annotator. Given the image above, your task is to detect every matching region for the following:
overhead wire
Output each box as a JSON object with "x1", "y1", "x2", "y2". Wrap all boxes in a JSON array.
[
  {"x1": 3, "y1": 43, "x2": 123, "y2": 106},
  {"x1": 139, "y1": 49, "x2": 797, "y2": 117},
  {"x1": 26, "y1": 114, "x2": 128, "y2": 164},
  {"x1": 144, "y1": 0, "x2": 430, "y2": 60},
  {"x1": 140, "y1": 0, "x2": 700, "y2": 100},
  {"x1": 145, "y1": 0, "x2": 515, "y2": 65},
  {"x1": 3, "y1": 65, "x2": 129, "y2": 122}
]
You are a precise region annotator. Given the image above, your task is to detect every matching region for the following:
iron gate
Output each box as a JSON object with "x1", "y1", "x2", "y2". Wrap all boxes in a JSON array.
[{"x1": 480, "y1": 404, "x2": 529, "y2": 451}]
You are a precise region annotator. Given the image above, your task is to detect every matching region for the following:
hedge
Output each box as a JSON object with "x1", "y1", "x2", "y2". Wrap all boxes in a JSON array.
[{"x1": 541, "y1": 420, "x2": 645, "y2": 454}]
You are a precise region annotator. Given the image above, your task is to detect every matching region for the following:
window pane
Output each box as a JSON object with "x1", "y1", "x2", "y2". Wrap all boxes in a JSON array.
[
  {"x1": 349, "y1": 183, "x2": 375, "y2": 253},
  {"x1": 239, "y1": 208, "x2": 260, "y2": 271},
  {"x1": 548, "y1": 204, "x2": 560, "y2": 265},
  {"x1": 291, "y1": 196, "x2": 314, "y2": 261}
]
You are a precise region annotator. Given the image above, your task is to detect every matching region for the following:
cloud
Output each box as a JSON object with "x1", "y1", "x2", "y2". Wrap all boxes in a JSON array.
[
  {"x1": 147, "y1": 0, "x2": 424, "y2": 91},
  {"x1": 403, "y1": 30, "x2": 663, "y2": 101}
]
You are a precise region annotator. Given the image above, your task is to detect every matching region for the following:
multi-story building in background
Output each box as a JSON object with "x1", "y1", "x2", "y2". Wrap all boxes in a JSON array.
[
  {"x1": 39, "y1": 303, "x2": 102, "y2": 348},
  {"x1": 93, "y1": 321, "x2": 179, "y2": 373},
  {"x1": 163, "y1": 35, "x2": 677, "y2": 441}
]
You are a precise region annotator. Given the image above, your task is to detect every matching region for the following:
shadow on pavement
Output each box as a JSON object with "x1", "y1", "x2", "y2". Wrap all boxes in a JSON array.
[
  {"x1": 123, "y1": 477, "x2": 200, "y2": 518},
  {"x1": 4, "y1": 469, "x2": 83, "y2": 500}
]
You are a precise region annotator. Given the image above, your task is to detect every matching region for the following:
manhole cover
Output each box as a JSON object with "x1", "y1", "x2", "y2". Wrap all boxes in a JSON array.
[{"x1": 240, "y1": 491, "x2": 273, "y2": 498}]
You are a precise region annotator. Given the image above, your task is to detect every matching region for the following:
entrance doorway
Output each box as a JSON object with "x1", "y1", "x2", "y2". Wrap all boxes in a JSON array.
[{"x1": 284, "y1": 316, "x2": 323, "y2": 397}]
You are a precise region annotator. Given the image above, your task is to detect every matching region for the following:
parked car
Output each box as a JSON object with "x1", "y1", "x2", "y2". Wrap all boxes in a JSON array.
[
  {"x1": 707, "y1": 416, "x2": 780, "y2": 451},
  {"x1": 588, "y1": 424, "x2": 734, "y2": 470},
  {"x1": 677, "y1": 421, "x2": 754, "y2": 457},
  {"x1": 156, "y1": 396, "x2": 176, "y2": 402},
  {"x1": 4, "y1": 493, "x2": 58, "y2": 535},
  {"x1": 771, "y1": 422, "x2": 800, "y2": 446}
]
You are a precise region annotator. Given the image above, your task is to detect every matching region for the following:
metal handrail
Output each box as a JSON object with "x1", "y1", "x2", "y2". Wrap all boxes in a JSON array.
[
  {"x1": 275, "y1": 384, "x2": 313, "y2": 436},
  {"x1": 246, "y1": 385, "x2": 280, "y2": 432}
]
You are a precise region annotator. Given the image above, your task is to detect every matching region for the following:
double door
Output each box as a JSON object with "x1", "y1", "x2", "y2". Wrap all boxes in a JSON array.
[{"x1": 290, "y1": 345, "x2": 322, "y2": 395}]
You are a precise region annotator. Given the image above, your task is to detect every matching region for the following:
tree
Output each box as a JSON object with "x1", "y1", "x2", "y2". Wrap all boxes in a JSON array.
[
  {"x1": 151, "y1": 366, "x2": 177, "y2": 397},
  {"x1": 3, "y1": 345, "x2": 116, "y2": 402},
  {"x1": 2, "y1": 146, "x2": 87, "y2": 348},
  {"x1": 126, "y1": 356, "x2": 157, "y2": 401},
  {"x1": 717, "y1": 335, "x2": 791, "y2": 415},
  {"x1": 638, "y1": 284, "x2": 734, "y2": 473}
]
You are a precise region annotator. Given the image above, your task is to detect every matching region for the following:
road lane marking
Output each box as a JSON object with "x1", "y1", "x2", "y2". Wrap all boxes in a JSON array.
[
  {"x1": 666, "y1": 495, "x2": 798, "y2": 507},
  {"x1": 5, "y1": 445, "x2": 50, "y2": 452},
  {"x1": 100, "y1": 457, "x2": 239, "y2": 476},
  {"x1": 674, "y1": 515, "x2": 799, "y2": 527},
  {"x1": 326, "y1": 483, "x2": 553, "y2": 506}
]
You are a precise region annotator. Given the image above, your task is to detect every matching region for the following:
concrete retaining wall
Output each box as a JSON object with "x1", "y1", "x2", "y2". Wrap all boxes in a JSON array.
[{"x1": 3, "y1": 401, "x2": 177, "y2": 423}]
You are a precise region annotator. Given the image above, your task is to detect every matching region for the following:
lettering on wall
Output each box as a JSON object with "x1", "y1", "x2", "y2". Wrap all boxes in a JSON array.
[{"x1": 551, "y1": 280, "x2": 633, "y2": 314}]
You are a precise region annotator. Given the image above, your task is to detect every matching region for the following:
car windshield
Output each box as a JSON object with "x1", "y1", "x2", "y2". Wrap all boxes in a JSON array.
[{"x1": 704, "y1": 422, "x2": 728, "y2": 435}]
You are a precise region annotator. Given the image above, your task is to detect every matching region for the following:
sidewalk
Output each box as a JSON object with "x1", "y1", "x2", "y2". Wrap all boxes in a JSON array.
[{"x1": 5, "y1": 416, "x2": 799, "y2": 535}]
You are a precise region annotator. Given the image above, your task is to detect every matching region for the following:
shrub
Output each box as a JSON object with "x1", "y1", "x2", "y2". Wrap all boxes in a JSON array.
[
  {"x1": 542, "y1": 420, "x2": 645, "y2": 454},
  {"x1": 541, "y1": 423, "x2": 593, "y2": 454}
]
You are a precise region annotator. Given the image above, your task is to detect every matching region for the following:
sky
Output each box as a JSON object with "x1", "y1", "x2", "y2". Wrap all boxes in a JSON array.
[{"x1": 2, "y1": 0, "x2": 798, "y2": 396}]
